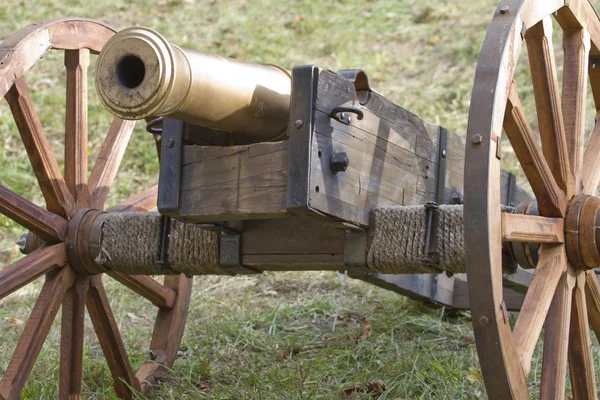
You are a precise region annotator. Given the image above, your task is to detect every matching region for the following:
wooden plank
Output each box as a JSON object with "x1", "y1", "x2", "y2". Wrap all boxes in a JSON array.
[
  {"x1": 316, "y1": 70, "x2": 441, "y2": 161},
  {"x1": 243, "y1": 254, "x2": 345, "y2": 271},
  {"x1": 180, "y1": 143, "x2": 288, "y2": 221},
  {"x1": 313, "y1": 110, "x2": 435, "y2": 179},
  {"x1": 452, "y1": 278, "x2": 526, "y2": 311},
  {"x1": 501, "y1": 213, "x2": 564, "y2": 243},
  {"x1": 242, "y1": 218, "x2": 345, "y2": 255},
  {"x1": 313, "y1": 114, "x2": 426, "y2": 193},
  {"x1": 355, "y1": 273, "x2": 455, "y2": 308}
]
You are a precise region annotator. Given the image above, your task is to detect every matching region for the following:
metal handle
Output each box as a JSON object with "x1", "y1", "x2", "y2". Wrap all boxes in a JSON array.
[
  {"x1": 146, "y1": 117, "x2": 164, "y2": 135},
  {"x1": 330, "y1": 106, "x2": 364, "y2": 125}
]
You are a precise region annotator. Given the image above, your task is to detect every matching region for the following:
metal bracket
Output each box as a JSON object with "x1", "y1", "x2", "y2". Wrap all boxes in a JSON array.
[
  {"x1": 506, "y1": 172, "x2": 516, "y2": 207},
  {"x1": 158, "y1": 118, "x2": 186, "y2": 217},
  {"x1": 156, "y1": 214, "x2": 172, "y2": 269},
  {"x1": 344, "y1": 227, "x2": 367, "y2": 271},
  {"x1": 286, "y1": 65, "x2": 320, "y2": 216},
  {"x1": 219, "y1": 233, "x2": 260, "y2": 275},
  {"x1": 436, "y1": 127, "x2": 448, "y2": 205}
]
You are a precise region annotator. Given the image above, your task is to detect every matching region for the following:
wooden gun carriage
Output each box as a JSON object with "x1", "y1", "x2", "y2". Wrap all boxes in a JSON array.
[{"x1": 1, "y1": 0, "x2": 600, "y2": 398}]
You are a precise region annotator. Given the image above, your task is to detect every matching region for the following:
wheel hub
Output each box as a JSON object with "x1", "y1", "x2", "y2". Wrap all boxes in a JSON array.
[
  {"x1": 565, "y1": 195, "x2": 600, "y2": 270},
  {"x1": 66, "y1": 208, "x2": 106, "y2": 276}
]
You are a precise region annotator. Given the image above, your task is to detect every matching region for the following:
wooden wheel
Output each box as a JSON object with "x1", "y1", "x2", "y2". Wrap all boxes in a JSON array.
[
  {"x1": 465, "y1": 1, "x2": 600, "y2": 398},
  {"x1": 0, "y1": 18, "x2": 192, "y2": 399}
]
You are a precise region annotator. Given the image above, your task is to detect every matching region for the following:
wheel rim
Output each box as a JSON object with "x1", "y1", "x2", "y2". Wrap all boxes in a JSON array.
[
  {"x1": 465, "y1": 0, "x2": 600, "y2": 398},
  {"x1": 0, "y1": 19, "x2": 192, "y2": 398}
]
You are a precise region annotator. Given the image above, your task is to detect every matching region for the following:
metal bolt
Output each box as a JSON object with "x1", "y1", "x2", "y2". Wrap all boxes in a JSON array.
[
  {"x1": 166, "y1": 138, "x2": 175, "y2": 148},
  {"x1": 472, "y1": 134, "x2": 483, "y2": 144},
  {"x1": 16, "y1": 233, "x2": 27, "y2": 254},
  {"x1": 330, "y1": 152, "x2": 350, "y2": 174},
  {"x1": 478, "y1": 315, "x2": 489, "y2": 326},
  {"x1": 500, "y1": 6, "x2": 509, "y2": 14},
  {"x1": 294, "y1": 119, "x2": 304, "y2": 129},
  {"x1": 441, "y1": 149, "x2": 447, "y2": 158}
]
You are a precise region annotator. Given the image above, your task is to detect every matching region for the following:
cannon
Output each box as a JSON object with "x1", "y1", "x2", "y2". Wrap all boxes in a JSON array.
[{"x1": 0, "y1": 0, "x2": 600, "y2": 398}]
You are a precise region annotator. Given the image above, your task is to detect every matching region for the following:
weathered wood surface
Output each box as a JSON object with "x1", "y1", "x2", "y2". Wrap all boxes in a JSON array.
[
  {"x1": 181, "y1": 142, "x2": 288, "y2": 221},
  {"x1": 178, "y1": 68, "x2": 529, "y2": 225}
]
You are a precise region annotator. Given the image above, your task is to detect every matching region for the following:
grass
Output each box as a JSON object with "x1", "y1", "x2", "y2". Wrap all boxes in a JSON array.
[{"x1": 0, "y1": 0, "x2": 599, "y2": 399}]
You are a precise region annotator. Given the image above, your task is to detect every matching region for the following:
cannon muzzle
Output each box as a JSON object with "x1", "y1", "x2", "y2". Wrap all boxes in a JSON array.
[{"x1": 95, "y1": 27, "x2": 291, "y2": 141}]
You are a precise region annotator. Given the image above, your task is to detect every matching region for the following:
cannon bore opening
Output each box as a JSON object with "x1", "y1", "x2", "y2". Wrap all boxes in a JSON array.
[{"x1": 116, "y1": 55, "x2": 145, "y2": 89}]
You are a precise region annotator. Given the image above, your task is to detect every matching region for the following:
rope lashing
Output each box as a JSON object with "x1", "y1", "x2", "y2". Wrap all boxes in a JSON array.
[
  {"x1": 367, "y1": 205, "x2": 465, "y2": 274},
  {"x1": 95, "y1": 212, "x2": 223, "y2": 275},
  {"x1": 93, "y1": 206, "x2": 483, "y2": 275}
]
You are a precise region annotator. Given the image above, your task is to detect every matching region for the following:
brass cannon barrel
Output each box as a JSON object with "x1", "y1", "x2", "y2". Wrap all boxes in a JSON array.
[{"x1": 95, "y1": 27, "x2": 291, "y2": 141}]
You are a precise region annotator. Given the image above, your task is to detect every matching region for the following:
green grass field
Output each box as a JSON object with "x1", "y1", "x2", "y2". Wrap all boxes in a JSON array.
[{"x1": 0, "y1": 0, "x2": 599, "y2": 398}]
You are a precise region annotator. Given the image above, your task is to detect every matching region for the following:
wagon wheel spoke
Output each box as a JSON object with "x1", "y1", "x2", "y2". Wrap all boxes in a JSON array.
[
  {"x1": 562, "y1": 28, "x2": 590, "y2": 185},
  {"x1": 5, "y1": 77, "x2": 75, "y2": 217},
  {"x1": 0, "y1": 184, "x2": 67, "y2": 242},
  {"x1": 512, "y1": 244, "x2": 566, "y2": 376},
  {"x1": 0, "y1": 266, "x2": 75, "y2": 399},
  {"x1": 64, "y1": 49, "x2": 90, "y2": 207},
  {"x1": 89, "y1": 118, "x2": 135, "y2": 209},
  {"x1": 584, "y1": 270, "x2": 600, "y2": 340},
  {"x1": 540, "y1": 272, "x2": 574, "y2": 399},
  {"x1": 504, "y1": 81, "x2": 566, "y2": 217},
  {"x1": 0, "y1": 243, "x2": 67, "y2": 301},
  {"x1": 526, "y1": 17, "x2": 572, "y2": 193},
  {"x1": 582, "y1": 118, "x2": 600, "y2": 194},
  {"x1": 136, "y1": 275, "x2": 192, "y2": 393},
  {"x1": 501, "y1": 213, "x2": 564, "y2": 243},
  {"x1": 60, "y1": 276, "x2": 89, "y2": 399},
  {"x1": 108, "y1": 185, "x2": 158, "y2": 213},
  {"x1": 87, "y1": 275, "x2": 141, "y2": 398},
  {"x1": 568, "y1": 273, "x2": 597, "y2": 398},
  {"x1": 582, "y1": 59, "x2": 600, "y2": 195},
  {"x1": 108, "y1": 272, "x2": 176, "y2": 309}
]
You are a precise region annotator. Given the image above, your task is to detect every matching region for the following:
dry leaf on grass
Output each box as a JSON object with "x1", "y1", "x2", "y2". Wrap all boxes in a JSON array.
[
  {"x1": 354, "y1": 320, "x2": 372, "y2": 341},
  {"x1": 340, "y1": 381, "x2": 387, "y2": 399},
  {"x1": 461, "y1": 335, "x2": 476, "y2": 344},
  {"x1": 5, "y1": 317, "x2": 24, "y2": 328},
  {"x1": 466, "y1": 367, "x2": 483, "y2": 383}
]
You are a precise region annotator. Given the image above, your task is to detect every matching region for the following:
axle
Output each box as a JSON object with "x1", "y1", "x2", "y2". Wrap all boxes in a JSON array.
[{"x1": 61, "y1": 204, "x2": 552, "y2": 277}]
